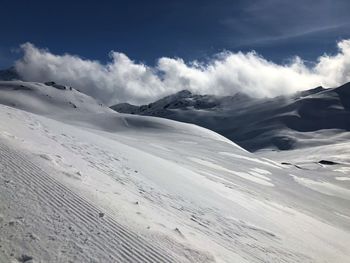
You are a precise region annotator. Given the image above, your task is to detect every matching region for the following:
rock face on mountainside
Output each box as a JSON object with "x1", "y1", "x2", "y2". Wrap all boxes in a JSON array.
[{"x1": 111, "y1": 83, "x2": 350, "y2": 151}]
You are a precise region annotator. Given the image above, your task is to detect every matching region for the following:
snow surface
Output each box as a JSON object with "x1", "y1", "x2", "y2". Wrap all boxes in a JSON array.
[{"x1": 0, "y1": 81, "x2": 350, "y2": 262}]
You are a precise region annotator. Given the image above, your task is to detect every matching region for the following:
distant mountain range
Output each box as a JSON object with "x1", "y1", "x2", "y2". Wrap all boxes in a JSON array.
[
  {"x1": 0, "y1": 67, "x2": 21, "y2": 81},
  {"x1": 2, "y1": 67, "x2": 349, "y2": 152},
  {"x1": 111, "y1": 83, "x2": 350, "y2": 151}
]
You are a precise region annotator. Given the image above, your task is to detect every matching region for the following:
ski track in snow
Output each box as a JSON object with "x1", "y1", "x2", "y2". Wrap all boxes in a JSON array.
[{"x1": 0, "y1": 140, "x2": 176, "y2": 263}]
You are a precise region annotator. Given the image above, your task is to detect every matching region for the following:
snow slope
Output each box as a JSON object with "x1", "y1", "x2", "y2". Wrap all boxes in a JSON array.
[
  {"x1": 0, "y1": 81, "x2": 350, "y2": 262},
  {"x1": 111, "y1": 83, "x2": 350, "y2": 151}
]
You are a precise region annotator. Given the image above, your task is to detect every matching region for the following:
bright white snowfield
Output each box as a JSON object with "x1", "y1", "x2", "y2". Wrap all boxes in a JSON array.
[{"x1": 0, "y1": 81, "x2": 350, "y2": 263}]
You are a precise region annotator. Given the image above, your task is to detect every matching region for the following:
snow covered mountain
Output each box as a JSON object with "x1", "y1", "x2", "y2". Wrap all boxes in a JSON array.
[
  {"x1": 0, "y1": 67, "x2": 21, "y2": 81},
  {"x1": 0, "y1": 80, "x2": 350, "y2": 262},
  {"x1": 111, "y1": 83, "x2": 350, "y2": 151}
]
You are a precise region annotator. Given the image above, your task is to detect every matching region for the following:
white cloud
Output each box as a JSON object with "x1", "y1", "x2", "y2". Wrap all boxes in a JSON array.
[
  {"x1": 14, "y1": 40, "x2": 350, "y2": 105},
  {"x1": 315, "y1": 39, "x2": 350, "y2": 87}
]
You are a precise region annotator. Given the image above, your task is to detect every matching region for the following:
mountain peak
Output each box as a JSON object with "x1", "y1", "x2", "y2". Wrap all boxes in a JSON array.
[
  {"x1": 175, "y1": 89, "x2": 192, "y2": 97},
  {"x1": 0, "y1": 67, "x2": 21, "y2": 81}
]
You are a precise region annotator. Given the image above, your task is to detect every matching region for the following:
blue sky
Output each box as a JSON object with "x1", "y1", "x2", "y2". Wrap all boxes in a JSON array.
[{"x1": 1, "y1": 0, "x2": 350, "y2": 68}]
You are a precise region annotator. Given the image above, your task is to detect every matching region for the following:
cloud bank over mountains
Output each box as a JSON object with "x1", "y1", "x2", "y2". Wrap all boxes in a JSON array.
[{"x1": 14, "y1": 40, "x2": 350, "y2": 105}]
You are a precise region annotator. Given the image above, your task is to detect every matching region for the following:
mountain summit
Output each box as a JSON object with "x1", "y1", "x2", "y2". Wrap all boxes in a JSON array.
[{"x1": 0, "y1": 67, "x2": 21, "y2": 81}]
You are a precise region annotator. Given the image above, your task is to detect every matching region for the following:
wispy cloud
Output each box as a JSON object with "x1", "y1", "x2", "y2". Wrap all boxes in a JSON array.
[
  {"x1": 233, "y1": 23, "x2": 350, "y2": 48},
  {"x1": 221, "y1": 0, "x2": 350, "y2": 48},
  {"x1": 14, "y1": 40, "x2": 350, "y2": 105}
]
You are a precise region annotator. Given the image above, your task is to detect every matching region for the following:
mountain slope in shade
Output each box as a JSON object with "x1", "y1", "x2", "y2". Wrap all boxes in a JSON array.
[
  {"x1": 0, "y1": 80, "x2": 349, "y2": 262},
  {"x1": 111, "y1": 83, "x2": 350, "y2": 151}
]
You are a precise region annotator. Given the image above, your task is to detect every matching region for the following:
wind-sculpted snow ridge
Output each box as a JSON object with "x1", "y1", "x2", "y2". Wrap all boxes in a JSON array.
[
  {"x1": 112, "y1": 83, "x2": 350, "y2": 151},
  {"x1": 0, "y1": 80, "x2": 350, "y2": 262}
]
